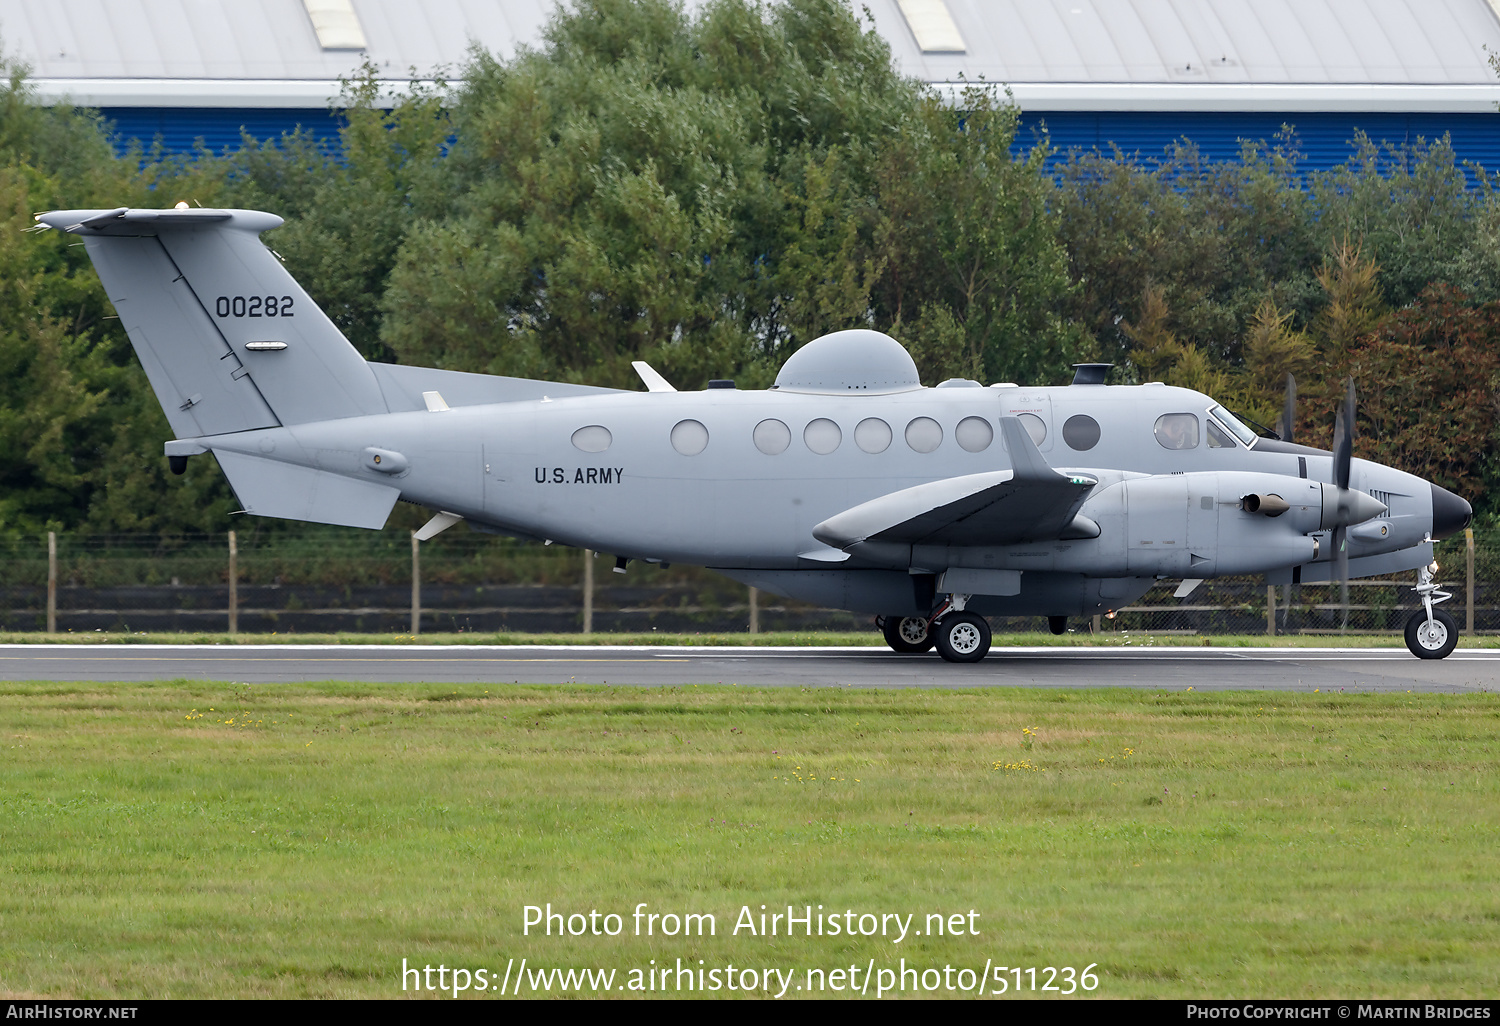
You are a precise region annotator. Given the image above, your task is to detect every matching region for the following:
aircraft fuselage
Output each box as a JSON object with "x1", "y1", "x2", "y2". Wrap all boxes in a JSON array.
[{"x1": 194, "y1": 380, "x2": 1444, "y2": 617}]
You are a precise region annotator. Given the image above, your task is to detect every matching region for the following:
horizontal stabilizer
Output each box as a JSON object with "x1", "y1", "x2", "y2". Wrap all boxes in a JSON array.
[
  {"x1": 368, "y1": 363, "x2": 623, "y2": 411},
  {"x1": 215, "y1": 451, "x2": 399, "y2": 530}
]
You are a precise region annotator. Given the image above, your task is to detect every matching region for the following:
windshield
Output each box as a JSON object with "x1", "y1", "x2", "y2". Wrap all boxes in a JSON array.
[{"x1": 1209, "y1": 405, "x2": 1259, "y2": 447}]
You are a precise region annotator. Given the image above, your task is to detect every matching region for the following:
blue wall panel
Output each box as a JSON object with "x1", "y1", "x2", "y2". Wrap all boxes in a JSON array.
[
  {"x1": 104, "y1": 106, "x2": 1500, "y2": 178},
  {"x1": 1016, "y1": 111, "x2": 1500, "y2": 175},
  {"x1": 102, "y1": 107, "x2": 343, "y2": 155}
]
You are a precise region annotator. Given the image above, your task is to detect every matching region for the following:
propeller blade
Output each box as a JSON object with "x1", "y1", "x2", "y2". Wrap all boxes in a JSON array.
[
  {"x1": 1331, "y1": 377, "x2": 1354, "y2": 492},
  {"x1": 1328, "y1": 378, "x2": 1356, "y2": 630},
  {"x1": 1335, "y1": 524, "x2": 1350, "y2": 630},
  {"x1": 1279, "y1": 372, "x2": 1297, "y2": 444}
]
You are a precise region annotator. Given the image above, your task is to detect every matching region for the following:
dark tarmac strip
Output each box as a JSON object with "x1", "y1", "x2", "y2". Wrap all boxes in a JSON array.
[{"x1": 1, "y1": 644, "x2": 1498, "y2": 691}]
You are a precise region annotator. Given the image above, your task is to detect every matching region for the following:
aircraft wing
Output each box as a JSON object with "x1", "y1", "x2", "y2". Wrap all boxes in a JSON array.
[{"x1": 813, "y1": 418, "x2": 1098, "y2": 549}]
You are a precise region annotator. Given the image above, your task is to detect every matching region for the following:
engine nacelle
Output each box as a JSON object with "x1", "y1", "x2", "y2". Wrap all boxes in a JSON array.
[
  {"x1": 1110, "y1": 472, "x2": 1323, "y2": 577},
  {"x1": 926, "y1": 471, "x2": 1336, "y2": 581}
]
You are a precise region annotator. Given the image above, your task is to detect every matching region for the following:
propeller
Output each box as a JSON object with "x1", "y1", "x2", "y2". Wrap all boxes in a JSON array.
[
  {"x1": 1276, "y1": 374, "x2": 1381, "y2": 632},
  {"x1": 1278, "y1": 372, "x2": 1296, "y2": 444},
  {"x1": 1330, "y1": 378, "x2": 1356, "y2": 629},
  {"x1": 1276, "y1": 372, "x2": 1298, "y2": 630}
]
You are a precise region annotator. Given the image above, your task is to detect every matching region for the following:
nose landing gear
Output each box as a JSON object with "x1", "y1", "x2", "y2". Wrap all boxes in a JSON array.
[{"x1": 1404, "y1": 561, "x2": 1457, "y2": 660}]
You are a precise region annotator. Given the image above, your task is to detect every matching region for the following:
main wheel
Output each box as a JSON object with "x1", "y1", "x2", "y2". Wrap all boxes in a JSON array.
[
  {"x1": 933, "y1": 612, "x2": 991, "y2": 663},
  {"x1": 1405, "y1": 609, "x2": 1457, "y2": 660},
  {"x1": 1048, "y1": 615, "x2": 1067, "y2": 636},
  {"x1": 881, "y1": 615, "x2": 934, "y2": 653}
]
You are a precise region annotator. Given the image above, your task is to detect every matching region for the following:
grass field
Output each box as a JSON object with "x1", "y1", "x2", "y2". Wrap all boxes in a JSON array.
[
  {"x1": 2, "y1": 681, "x2": 1497, "y2": 999},
  {"x1": 3, "y1": 629, "x2": 1500, "y2": 647}
]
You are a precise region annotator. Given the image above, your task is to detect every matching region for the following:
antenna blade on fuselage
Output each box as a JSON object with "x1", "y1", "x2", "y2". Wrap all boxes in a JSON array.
[{"x1": 632, "y1": 361, "x2": 677, "y2": 393}]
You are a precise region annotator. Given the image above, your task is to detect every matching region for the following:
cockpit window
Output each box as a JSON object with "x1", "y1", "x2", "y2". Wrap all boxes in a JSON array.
[
  {"x1": 1206, "y1": 420, "x2": 1236, "y2": 449},
  {"x1": 1209, "y1": 405, "x2": 1258, "y2": 447},
  {"x1": 1154, "y1": 413, "x2": 1199, "y2": 450}
]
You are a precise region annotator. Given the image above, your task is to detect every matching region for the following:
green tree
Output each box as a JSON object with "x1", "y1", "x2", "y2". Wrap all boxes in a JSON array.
[
  {"x1": 380, "y1": 0, "x2": 1072, "y2": 389},
  {"x1": 0, "y1": 56, "x2": 242, "y2": 533},
  {"x1": 212, "y1": 70, "x2": 454, "y2": 361},
  {"x1": 872, "y1": 88, "x2": 1080, "y2": 385}
]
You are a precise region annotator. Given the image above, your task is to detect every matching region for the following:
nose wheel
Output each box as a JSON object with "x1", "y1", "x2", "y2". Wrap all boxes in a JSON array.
[
  {"x1": 1405, "y1": 610, "x2": 1457, "y2": 660},
  {"x1": 1406, "y1": 562, "x2": 1457, "y2": 659},
  {"x1": 932, "y1": 612, "x2": 991, "y2": 663},
  {"x1": 880, "y1": 615, "x2": 935, "y2": 654}
]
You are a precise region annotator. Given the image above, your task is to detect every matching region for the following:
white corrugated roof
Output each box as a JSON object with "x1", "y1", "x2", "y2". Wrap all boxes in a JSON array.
[
  {"x1": 4, "y1": 0, "x2": 1500, "y2": 111},
  {"x1": 869, "y1": 0, "x2": 1500, "y2": 108},
  {"x1": 870, "y1": 0, "x2": 1500, "y2": 82},
  {"x1": 2, "y1": 0, "x2": 552, "y2": 77}
]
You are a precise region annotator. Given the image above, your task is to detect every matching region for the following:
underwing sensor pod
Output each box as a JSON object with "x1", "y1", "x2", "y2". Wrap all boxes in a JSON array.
[{"x1": 36, "y1": 206, "x2": 1472, "y2": 661}]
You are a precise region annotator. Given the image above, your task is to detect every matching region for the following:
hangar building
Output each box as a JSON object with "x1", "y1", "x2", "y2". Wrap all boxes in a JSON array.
[{"x1": 2, "y1": 0, "x2": 1499, "y2": 169}]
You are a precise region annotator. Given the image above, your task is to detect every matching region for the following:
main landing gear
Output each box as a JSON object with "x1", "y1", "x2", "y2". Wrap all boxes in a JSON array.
[
  {"x1": 878, "y1": 615, "x2": 935, "y2": 653},
  {"x1": 1405, "y1": 561, "x2": 1457, "y2": 660},
  {"x1": 931, "y1": 611, "x2": 991, "y2": 663},
  {"x1": 881, "y1": 595, "x2": 994, "y2": 663}
]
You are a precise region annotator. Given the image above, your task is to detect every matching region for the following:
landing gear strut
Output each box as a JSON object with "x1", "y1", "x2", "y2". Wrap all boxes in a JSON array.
[{"x1": 1405, "y1": 561, "x2": 1457, "y2": 660}]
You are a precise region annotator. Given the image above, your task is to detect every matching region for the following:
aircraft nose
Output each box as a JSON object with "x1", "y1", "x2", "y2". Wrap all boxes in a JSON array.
[{"x1": 1431, "y1": 483, "x2": 1472, "y2": 540}]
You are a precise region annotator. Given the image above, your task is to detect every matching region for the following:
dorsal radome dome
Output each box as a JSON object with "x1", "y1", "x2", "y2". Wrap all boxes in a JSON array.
[{"x1": 773, "y1": 329, "x2": 922, "y2": 394}]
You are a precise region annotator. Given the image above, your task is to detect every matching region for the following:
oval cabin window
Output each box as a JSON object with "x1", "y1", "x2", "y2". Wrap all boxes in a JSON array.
[
  {"x1": 1017, "y1": 412, "x2": 1046, "y2": 446},
  {"x1": 804, "y1": 418, "x2": 842, "y2": 455},
  {"x1": 855, "y1": 418, "x2": 892, "y2": 454},
  {"x1": 571, "y1": 425, "x2": 612, "y2": 453},
  {"x1": 670, "y1": 419, "x2": 710, "y2": 456},
  {"x1": 955, "y1": 416, "x2": 993, "y2": 452},
  {"x1": 753, "y1": 419, "x2": 791, "y2": 455},
  {"x1": 1062, "y1": 414, "x2": 1101, "y2": 451},
  {"x1": 905, "y1": 417, "x2": 943, "y2": 453}
]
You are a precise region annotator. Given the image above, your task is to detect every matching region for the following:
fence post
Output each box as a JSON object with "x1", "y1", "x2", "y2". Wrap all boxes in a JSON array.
[
  {"x1": 582, "y1": 549, "x2": 594, "y2": 634},
  {"x1": 46, "y1": 531, "x2": 56, "y2": 634},
  {"x1": 411, "y1": 532, "x2": 421, "y2": 636},
  {"x1": 1466, "y1": 527, "x2": 1475, "y2": 636},
  {"x1": 1266, "y1": 584, "x2": 1275, "y2": 636},
  {"x1": 749, "y1": 586, "x2": 759, "y2": 634},
  {"x1": 227, "y1": 531, "x2": 238, "y2": 636}
]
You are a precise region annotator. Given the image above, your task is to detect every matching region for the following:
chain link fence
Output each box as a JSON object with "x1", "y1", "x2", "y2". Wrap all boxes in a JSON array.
[{"x1": 0, "y1": 527, "x2": 1484, "y2": 636}]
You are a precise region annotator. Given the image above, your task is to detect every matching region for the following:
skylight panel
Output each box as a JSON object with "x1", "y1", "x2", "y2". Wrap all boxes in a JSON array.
[
  {"x1": 302, "y1": 0, "x2": 367, "y2": 50},
  {"x1": 896, "y1": 0, "x2": 966, "y2": 53}
]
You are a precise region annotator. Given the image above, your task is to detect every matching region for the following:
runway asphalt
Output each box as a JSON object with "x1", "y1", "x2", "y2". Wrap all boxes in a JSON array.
[{"x1": 1, "y1": 644, "x2": 1497, "y2": 691}]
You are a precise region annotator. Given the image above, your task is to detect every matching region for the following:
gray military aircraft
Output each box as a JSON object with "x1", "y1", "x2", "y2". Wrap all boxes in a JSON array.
[{"x1": 35, "y1": 206, "x2": 1472, "y2": 661}]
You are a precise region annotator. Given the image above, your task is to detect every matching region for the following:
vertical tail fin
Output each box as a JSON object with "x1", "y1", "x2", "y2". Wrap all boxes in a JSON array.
[{"x1": 36, "y1": 207, "x2": 388, "y2": 435}]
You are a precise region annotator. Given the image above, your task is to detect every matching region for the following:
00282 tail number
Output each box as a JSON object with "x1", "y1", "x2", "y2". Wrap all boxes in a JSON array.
[{"x1": 216, "y1": 296, "x2": 294, "y2": 318}]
